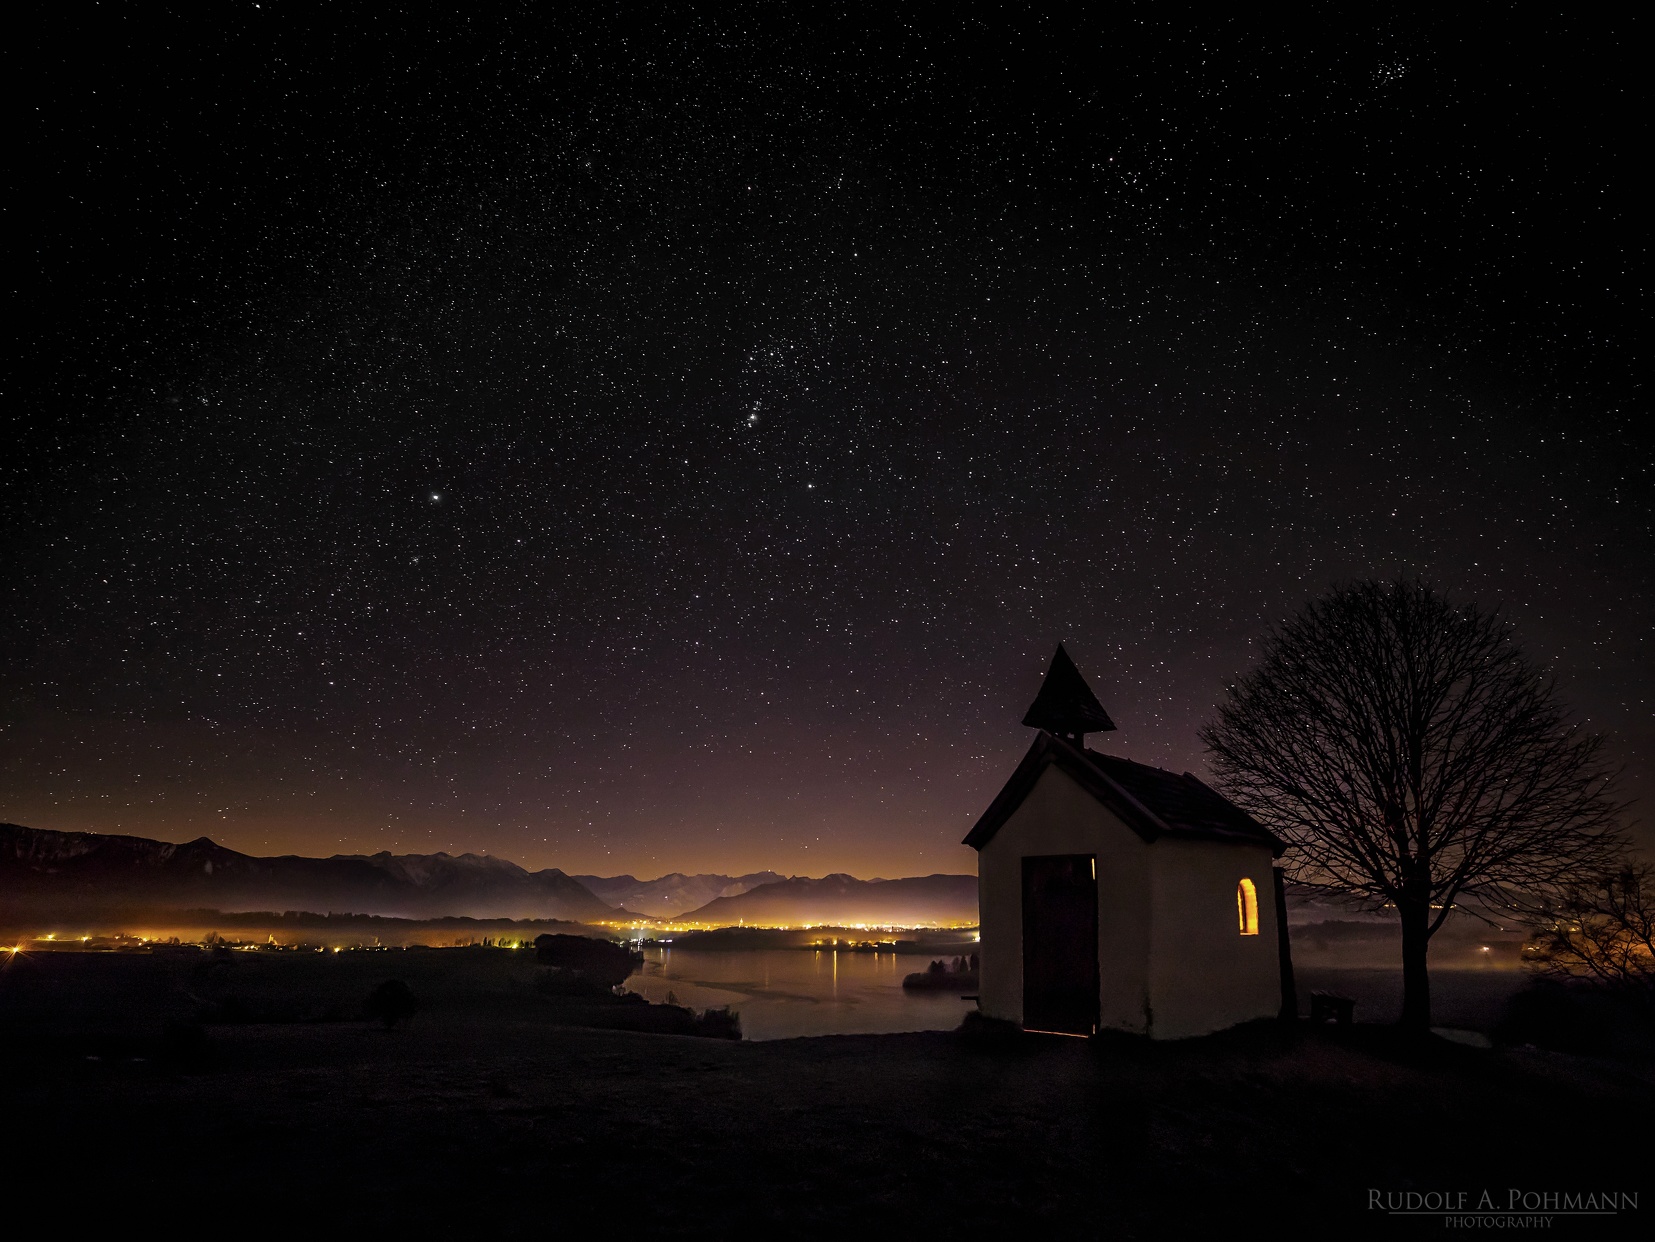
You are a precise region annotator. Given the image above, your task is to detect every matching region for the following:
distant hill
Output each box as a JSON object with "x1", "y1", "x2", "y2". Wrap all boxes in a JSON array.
[
  {"x1": 677, "y1": 873, "x2": 978, "y2": 928},
  {"x1": 0, "y1": 823, "x2": 617, "y2": 922},
  {"x1": 1280, "y1": 880, "x2": 1394, "y2": 926},
  {"x1": 573, "y1": 871, "x2": 785, "y2": 919}
]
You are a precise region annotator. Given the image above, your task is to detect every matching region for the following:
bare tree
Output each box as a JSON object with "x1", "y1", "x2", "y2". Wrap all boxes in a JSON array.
[
  {"x1": 1526, "y1": 863, "x2": 1655, "y2": 1000},
  {"x1": 1200, "y1": 581, "x2": 1624, "y2": 1031}
]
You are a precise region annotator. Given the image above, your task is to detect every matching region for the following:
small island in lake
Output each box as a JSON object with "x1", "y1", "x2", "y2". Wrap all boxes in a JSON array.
[{"x1": 903, "y1": 954, "x2": 979, "y2": 991}]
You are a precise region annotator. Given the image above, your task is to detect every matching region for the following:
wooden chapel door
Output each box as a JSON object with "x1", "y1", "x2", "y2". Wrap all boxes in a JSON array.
[{"x1": 1021, "y1": 854, "x2": 1099, "y2": 1035}]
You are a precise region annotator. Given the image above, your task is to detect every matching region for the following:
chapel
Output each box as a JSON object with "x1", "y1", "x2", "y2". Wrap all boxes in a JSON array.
[{"x1": 965, "y1": 645, "x2": 1291, "y2": 1038}]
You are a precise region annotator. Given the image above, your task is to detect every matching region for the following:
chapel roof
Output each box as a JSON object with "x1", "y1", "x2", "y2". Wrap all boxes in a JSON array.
[{"x1": 963, "y1": 730, "x2": 1284, "y2": 855}]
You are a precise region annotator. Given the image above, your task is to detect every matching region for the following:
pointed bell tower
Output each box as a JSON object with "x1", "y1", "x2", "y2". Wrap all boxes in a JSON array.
[{"x1": 1021, "y1": 644, "x2": 1117, "y2": 749}]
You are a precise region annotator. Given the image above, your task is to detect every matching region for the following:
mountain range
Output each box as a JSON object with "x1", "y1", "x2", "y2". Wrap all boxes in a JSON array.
[
  {"x1": 573, "y1": 871, "x2": 785, "y2": 919},
  {"x1": 0, "y1": 823, "x2": 980, "y2": 927},
  {"x1": 0, "y1": 823, "x2": 615, "y2": 922}
]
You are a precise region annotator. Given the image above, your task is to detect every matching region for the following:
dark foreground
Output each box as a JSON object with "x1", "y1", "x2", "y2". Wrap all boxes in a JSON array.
[{"x1": 1, "y1": 951, "x2": 1647, "y2": 1237}]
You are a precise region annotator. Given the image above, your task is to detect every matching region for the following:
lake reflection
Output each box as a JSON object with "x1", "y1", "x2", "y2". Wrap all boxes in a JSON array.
[{"x1": 624, "y1": 948, "x2": 975, "y2": 1041}]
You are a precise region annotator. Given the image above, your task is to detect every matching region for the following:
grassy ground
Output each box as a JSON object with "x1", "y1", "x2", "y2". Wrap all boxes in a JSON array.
[{"x1": 1, "y1": 950, "x2": 1648, "y2": 1237}]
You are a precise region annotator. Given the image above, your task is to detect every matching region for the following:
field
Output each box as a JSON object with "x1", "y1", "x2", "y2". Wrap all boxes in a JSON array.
[{"x1": 1, "y1": 948, "x2": 1648, "y2": 1237}]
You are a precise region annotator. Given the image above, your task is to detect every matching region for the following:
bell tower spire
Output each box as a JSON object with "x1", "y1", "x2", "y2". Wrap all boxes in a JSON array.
[{"x1": 1021, "y1": 644, "x2": 1117, "y2": 749}]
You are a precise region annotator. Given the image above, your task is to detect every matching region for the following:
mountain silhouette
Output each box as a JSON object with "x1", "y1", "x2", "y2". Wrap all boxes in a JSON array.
[
  {"x1": 0, "y1": 823, "x2": 616, "y2": 921},
  {"x1": 675, "y1": 873, "x2": 978, "y2": 927},
  {"x1": 572, "y1": 871, "x2": 785, "y2": 919}
]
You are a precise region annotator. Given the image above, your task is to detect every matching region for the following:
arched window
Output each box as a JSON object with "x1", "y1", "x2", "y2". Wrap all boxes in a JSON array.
[{"x1": 1237, "y1": 878, "x2": 1259, "y2": 936}]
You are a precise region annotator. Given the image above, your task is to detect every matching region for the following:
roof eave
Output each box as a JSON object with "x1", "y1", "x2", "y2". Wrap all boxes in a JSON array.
[
  {"x1": 1176, "y1": 771, "x2": 1289, "y2": 857},
  {"x1": 963, "y1": 734, "x2": 1287, "y2": 856}
]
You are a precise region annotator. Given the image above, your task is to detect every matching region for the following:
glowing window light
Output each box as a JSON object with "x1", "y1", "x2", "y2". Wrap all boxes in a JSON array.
[{"x1": 1237, "y1": 878, "x2": 1259, "y2": 936}]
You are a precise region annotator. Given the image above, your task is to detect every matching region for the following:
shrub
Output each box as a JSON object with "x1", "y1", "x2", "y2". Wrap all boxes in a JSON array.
[
  {"x1": 364, "y1": 979, "x2": 419, "y2": 1029},
  {"x1": 693, "y1": 1006, "x2": 742, "y2": 1040},
  {"x1": 1495, "y1": 979, "x2": 1655, "y2": 1059}
]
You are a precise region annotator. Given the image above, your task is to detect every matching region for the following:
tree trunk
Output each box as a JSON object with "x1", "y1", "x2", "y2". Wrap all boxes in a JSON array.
[
  {"x1": 1398, "y1": 896, "x2": 1432, "y2": 1033},
  {"x1": 1273, "y1": 866, "x2": 1298, "y2": 1021}
]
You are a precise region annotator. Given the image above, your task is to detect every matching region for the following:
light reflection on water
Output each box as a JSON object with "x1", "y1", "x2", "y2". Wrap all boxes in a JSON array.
[{"x1": 624, "y1": 948, "x2": 975, "y2": 1041}]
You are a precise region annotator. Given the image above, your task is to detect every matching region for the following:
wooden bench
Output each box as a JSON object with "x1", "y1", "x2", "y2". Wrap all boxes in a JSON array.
[{"x1": 1309, "y1": 992, "x2": 1355, "y2": 1026}]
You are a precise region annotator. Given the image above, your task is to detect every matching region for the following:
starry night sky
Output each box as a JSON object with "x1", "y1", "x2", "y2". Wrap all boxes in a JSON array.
[{"x1": 5, "y1": 6, "x2": 1649, "y2": 877}]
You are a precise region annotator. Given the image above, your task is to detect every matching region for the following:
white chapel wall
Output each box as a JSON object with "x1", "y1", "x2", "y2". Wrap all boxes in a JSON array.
[{"x1": 1146, "y1": 837, "x2": 1281, "y2": 1038}]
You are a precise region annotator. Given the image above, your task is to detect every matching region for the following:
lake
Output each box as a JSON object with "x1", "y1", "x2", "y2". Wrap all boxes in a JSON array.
[
  {"x1": 623, "y1": 951, "x2": 1530, "y2": 1041},
  {"x1": 623, "y1": 947, "x2": 977, "y2": 1041}
]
